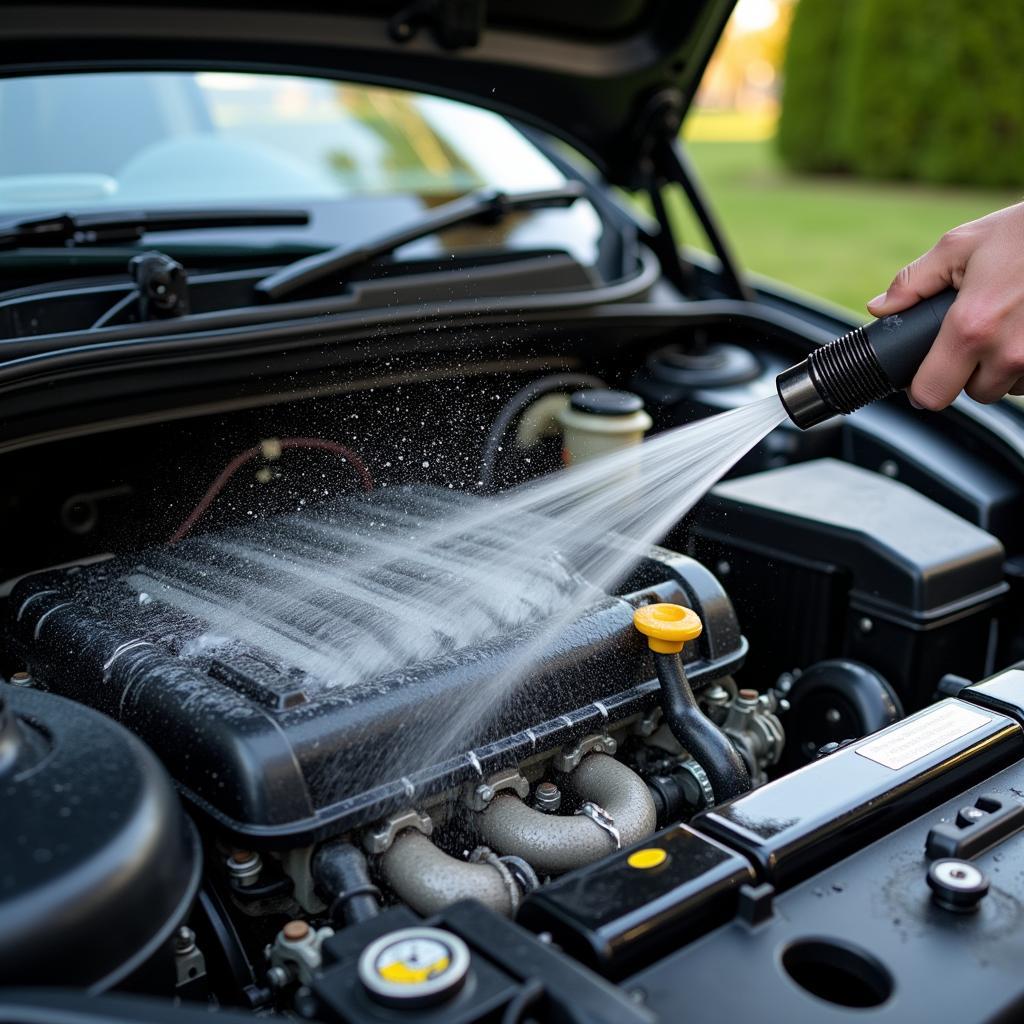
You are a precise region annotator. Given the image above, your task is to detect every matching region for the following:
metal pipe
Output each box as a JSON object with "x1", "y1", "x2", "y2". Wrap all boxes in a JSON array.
[
  {"x1": 380, "y1": 831, "x2": 516, "y2": 917},
  {"x1": 478, "y1": 753, "x2": 657, "y2": 875}
]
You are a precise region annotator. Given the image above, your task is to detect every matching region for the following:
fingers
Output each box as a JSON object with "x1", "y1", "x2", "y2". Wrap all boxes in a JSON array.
[
  {"x1": 965, "y1": 362, "x2": 1016, "y2": 405},
  {"x1": 964, "y1": 350, "x2": 1024, "y2": 404},
  {"x1": 867, "y1": 231, "x2": 967, "y2": 317},
  {"x1": 910, "y1": 294, "x2": 1024, "y2": 407},
  {"x1": 908, "y1": 300, "x2": 980, "y2": 410},
  {"x1": 878, "y1": 206, "x2": 1024, "y2": 408}
]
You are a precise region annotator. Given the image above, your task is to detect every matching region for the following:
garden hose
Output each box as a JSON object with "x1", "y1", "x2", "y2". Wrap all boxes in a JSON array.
[{"x1": 777, "y1": 288, "x2": 957, "y2": 428}]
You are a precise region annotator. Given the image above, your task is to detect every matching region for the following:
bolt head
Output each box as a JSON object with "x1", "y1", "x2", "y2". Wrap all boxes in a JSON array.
[
  {"x1": 957, "y1": 806, "x2": 986, "y2": 827},
  {"x1": 928, "y1": 858, "x2": 989, "y2": 912},
  {"x1": 267, "y1": 965, "x2": 291, "y2": 989}
]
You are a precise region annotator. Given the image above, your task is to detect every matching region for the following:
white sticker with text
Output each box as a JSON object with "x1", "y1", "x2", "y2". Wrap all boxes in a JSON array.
[{"x1": 856, "y1": 703, "x2": 994, "y2": 771}]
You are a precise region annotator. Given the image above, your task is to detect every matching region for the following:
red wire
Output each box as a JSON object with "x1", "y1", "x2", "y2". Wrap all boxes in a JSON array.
[{"x1": 169, "y1": 437, "x2": 373, "y2": 544}]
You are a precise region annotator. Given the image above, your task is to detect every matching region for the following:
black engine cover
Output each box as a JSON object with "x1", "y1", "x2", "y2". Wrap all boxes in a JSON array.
[{"x1": 5, "y1": 488, "x2": 744, "y2": 845}]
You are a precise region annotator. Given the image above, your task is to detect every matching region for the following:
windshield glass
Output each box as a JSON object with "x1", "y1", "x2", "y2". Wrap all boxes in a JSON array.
[{"x1": 0, "y1": 71, "x2": 566, "y2": 212}]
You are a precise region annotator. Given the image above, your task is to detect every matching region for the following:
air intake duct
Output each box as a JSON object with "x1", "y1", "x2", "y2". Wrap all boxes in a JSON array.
[{"x1": 777, "y1": 288, "x2": 956, "y2": 429}]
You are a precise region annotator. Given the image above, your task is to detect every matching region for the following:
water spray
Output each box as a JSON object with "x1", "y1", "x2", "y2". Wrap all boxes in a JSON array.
[{"x1": 777, "y1": 288, "x2": 957, "y2": 429}]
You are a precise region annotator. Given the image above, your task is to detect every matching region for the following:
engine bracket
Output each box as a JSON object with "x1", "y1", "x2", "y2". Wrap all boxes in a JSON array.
[
  {"x1": 554, "y1": 733, "x2": 617, "y2": 773},
  {"x1": 363, "y1": 810, "x2": 433, "y2": 856},
  {"x1": 463, "y1": 768, "x2": 530, "y2": 813}
]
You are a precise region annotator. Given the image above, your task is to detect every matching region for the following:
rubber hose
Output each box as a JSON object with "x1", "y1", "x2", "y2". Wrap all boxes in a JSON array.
[
  {"x1": 653, "y1": 651, "x2": 750, "y2": 801},
  {"x1": 312, "y1": 840, "x2": 380, "y2": 926},
  {"x1": 478, "y1": 372, "x2": 605, "y2": 490},
  {"x1": 380, "y1": 831, "x2": 516, "y2": 917},
  {"x1": 478, "y1": 753, "x2": 657, "y2": 875}
]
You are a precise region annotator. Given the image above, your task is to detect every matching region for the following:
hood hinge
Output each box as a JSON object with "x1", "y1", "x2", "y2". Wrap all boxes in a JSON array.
[
  {"x1": 624, "y1": 88, "x2": 751, "y2": 302},
  {"x1": 623, "y1": 87, "x2": 687, "y2": 189}
]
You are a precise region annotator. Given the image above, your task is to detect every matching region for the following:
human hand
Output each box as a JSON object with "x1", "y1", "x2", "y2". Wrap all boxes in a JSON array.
[{"x1": 867, "y1": 202, "x2": 1024, "y2": 408}]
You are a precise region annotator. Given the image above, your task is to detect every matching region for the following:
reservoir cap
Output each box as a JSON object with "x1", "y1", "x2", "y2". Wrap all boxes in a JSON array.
[
  {"x1": 570, "y1": 389, "x2": 644, "y2": 417},
  {"x1": 358, "y1": 927, "x2": 470, "y2": 1008}
]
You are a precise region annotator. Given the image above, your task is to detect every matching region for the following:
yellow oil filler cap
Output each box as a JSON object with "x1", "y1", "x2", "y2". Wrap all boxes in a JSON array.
[{"x1": 633, "y1": 603, "x2": 702, "y2": 655}]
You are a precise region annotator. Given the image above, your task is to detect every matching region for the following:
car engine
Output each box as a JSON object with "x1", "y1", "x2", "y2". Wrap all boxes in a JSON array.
[{"x1": 2, "y1": 352, "x2": 1023, "y2": 1023}]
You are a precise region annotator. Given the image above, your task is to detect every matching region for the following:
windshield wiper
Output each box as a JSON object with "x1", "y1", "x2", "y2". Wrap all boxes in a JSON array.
[
  {"x1": 0, "y1": 208, "x2": 310, "y2": 250},
  {"x1": 254, "y1": 182, "x2": 585, "y2": 303}
]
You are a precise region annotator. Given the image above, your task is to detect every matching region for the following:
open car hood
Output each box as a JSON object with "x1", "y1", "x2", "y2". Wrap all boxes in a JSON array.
[{"x1": 2, "y1": 1, "x2": 735, "y2": 184}]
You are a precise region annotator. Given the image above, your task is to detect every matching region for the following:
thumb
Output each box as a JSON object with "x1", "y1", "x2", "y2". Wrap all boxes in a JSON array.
[{"x1": 867, "y1": 239, "x2": 960, "y2": 317}]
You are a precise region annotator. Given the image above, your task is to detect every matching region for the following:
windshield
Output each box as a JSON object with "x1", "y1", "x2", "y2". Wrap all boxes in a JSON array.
[{"x1": 0, "y1": 71, "x2": 567, "y2": 212}]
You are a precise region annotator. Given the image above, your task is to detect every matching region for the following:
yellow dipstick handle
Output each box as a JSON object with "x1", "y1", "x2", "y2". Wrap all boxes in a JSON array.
[{"x1": 632, "y1": 603, "x2": 702, "y2": 655}]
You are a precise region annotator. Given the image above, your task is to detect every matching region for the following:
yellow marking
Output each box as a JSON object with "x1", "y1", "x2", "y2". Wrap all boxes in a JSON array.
[
  {"x1": 627, "y1": 847, "x2": 668, "y2": 870},
  {"x1": 377, "y1": 956, "x2": 450, "y2": 985}
]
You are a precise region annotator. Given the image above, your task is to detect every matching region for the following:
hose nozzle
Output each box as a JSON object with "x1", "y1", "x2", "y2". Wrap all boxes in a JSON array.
[{"x1": 777, "y1": 288, "x2": 957, "y2": 429}]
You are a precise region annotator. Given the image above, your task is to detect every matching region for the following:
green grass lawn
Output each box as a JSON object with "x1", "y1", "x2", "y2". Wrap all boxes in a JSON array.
[{"x1": 671, "y1": 136, "x2": 1020, "y2": 314}]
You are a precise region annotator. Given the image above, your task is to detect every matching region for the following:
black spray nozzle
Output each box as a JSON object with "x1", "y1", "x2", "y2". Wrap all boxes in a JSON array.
[{"x1": 777, "y1": 288, "x2": 957, "y2": 429}]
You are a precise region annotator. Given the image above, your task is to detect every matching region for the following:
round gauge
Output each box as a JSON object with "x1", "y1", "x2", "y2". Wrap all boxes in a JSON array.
[{"x1": 358, "y1": 927, "x2": 470, "y2": 1007}]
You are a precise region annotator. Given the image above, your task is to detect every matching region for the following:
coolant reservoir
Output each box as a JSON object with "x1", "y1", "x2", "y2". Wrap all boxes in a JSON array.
[{"x1": 558, "y1": 390, "x2": 652, "y2": 465}]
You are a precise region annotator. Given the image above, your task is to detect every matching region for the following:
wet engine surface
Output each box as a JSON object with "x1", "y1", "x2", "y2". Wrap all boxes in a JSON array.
[
  {"x1": 6, "y1": 486, "x2": 744, "y2": 842},
  {"x1": 2, "y1": 363, "x2": 1023, "y2": 1023}
]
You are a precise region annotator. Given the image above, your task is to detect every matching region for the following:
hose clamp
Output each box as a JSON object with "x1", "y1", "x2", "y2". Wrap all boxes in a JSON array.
[
  {"x1": 470, "y1": 846, "x2": 522, "y2": 913},
  {"x1": 575, "y1": 801, "x2": 621, "y2": 850},
  {"x1": 679, "y1": 757, "x2": 715, "y2": 810}
]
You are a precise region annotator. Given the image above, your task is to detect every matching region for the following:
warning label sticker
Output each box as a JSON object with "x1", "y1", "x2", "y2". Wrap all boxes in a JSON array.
[{"x1": 856, "y1": 703, "x2": 994, "y2": 771}]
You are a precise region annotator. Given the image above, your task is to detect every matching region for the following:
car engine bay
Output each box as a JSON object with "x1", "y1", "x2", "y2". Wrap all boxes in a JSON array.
[{"x1": 4, "y1": 305, "x2": 1024, "y2": 1022}]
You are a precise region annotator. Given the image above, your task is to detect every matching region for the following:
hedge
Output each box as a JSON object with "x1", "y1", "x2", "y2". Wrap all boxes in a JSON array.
[
  {"x1": 776, "y1": 0, "x2": 855, "y2": 172},
  {"x1": 777, "y1": 0, "x2": 1024, "y2": 187}
]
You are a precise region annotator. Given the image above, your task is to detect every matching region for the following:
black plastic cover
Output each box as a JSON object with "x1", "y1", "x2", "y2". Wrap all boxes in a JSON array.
[
  {"x1": 314, "y1": 907, "x2": 518, "y2": 1024},
  {"x1": 0, "y1": 991, "x2": 257, "y2": 1024},
  {"x1": 690, "y1": 458, "x2": 1007, "y2": 706},
  {"x1": 6, "y1": 489, "x2": 745, "y2": 845},
  {"x1": 316, "y1": 901, "x2": 656, "y2": 1024},
  {"x1": 0, "y1": 684, "x2": 200, "y2": 991},
  {"x1": 636, "y1": 751, "x2": 1024, "y2": 1022},
  {"x1": 517, "y1": 823, "x2": 754, "y2": 976},
  {"x1": 694, "y1": 698, "x2": 1022, "y2": 889},
  {"x1": 702, "y1": 458, "x2": 1005, "y2": 612},
  {"x1": 960, "y1": 665, "x2": 1024, "y2": 726}
]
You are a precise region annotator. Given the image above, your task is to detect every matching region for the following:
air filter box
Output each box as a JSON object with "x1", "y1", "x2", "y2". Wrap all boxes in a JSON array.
[{"x1": 688, "y1": 459, "x2": 1007, "y2": 708}]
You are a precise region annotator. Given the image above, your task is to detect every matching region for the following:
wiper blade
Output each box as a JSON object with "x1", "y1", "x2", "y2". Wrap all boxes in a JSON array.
[
  {"x1": 0, "y1": 208, "x2": 310, "y2": 250},
  {"x1": 254, "y1": 182, "x2": 585, "y2": 303}
]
